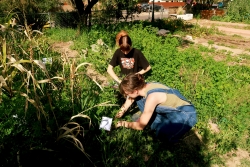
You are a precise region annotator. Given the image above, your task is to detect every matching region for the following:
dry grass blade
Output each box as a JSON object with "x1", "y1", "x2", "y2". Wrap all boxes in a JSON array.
[
  {"x1": 2, "y1": 38, "x2": 6, "y2": 68},
  {"x1": 7, "y1": 55, "x2": 30, "y2": 73},
  {"x1": 27, "y1": 71, "x2": 44, "y2": 95},
  {"x1": 10, "y1": 63, "x2": 27, "y2": 72},
  {"x1": 75, "y1": 63, "x2": 103, "y2": 91},
  {"x1": 75, "y1": 62, "x2": 91, "y2": 72},
  {"x1": 33, "y1": 60, "x2": 49, "y2": 76},
  {"x1": 32, "y1": 30, "x2": 43, "y2": 35},
  {"x1": 24, "y1": 29, "x2": 31, "y2": 40},
  {"x1": 70, "y1": 59, "x2": 76, "y2": 113},
  {"x1": 58, "y1": 122, "x2": 84, "y2": 138},
  {"x1": 33, "y1": 60, "x2": 59, "y2": 90},
  {"x1": 20, "y1": 92, "x2": 40, "y2": 109},
  {"x1": 60, "y1": 135, "x2": 93, "y2": 164},
  {"x1": 0, "y1": 75, "x2": 12, "y2": 100},
  {"x1": 57, "y1": 121, "x2": 95, "y2": 166},
  {"x1": 92, "y1": 79, "x2": 103, "y2": 91},
  {"x1": 0, "y1": 83, "x2": 2, "y2": 103},
  {"x1": 20, "y1": 92, "x2": 48, "y2": 120},
  {"x1": 0, "y1": 76, "x2": 7, "y2": 87},
  {"x1": 79, "y1": 101, "x2": 118, "y2": 114},
  {"x1": 18, "y1": 45, "x2": 29, "y2": 56},
  {"x1": 37, "y1": 76, "x2": 65, "y2": 84},
  {"x1": 70, "y1": 114, "x2": 91, "y2": 128}
]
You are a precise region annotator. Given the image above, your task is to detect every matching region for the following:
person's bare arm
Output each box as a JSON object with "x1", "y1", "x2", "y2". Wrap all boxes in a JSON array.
[
  {"x1": 116, "y1": 92, "x2": 167, "y2": 130},
  {"x1": 137, "y1": 65, "x2": 151, "y2": 75},
  {"x1": 115, "y1": 97, "x2": 134, "y2": 118},
  {"x1": 107, "y1": 64, "x2": 121, "y2": 84}
]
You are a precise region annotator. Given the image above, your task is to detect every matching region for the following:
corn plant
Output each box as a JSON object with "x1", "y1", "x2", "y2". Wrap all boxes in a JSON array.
[{"x1": 0, "y1": 14, "x2": 118, "y2": 166}]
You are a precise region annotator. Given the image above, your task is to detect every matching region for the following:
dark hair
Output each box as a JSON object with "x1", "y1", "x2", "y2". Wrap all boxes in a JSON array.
[
  {"x1": 119, "y1": 73, "x2": 146, "y2": 97},
  {"x1": 119, "y1": 35, "x2": 132, "y2": 52}
]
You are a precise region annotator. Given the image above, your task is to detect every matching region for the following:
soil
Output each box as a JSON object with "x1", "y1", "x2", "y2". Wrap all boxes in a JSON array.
[
  {"x1": 51, "y1": 41, "x2": 110, "y2": 87},
  {"x1": 187, "y1": 19, "x2": 250, "y2": 57}
]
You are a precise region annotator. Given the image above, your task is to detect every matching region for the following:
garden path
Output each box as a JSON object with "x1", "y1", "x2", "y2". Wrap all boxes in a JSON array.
[
  {"x1": 187, "y1": 19, "x2": 250, "y2": 57},
  {"x1": 51, "y1": 41, "x2": 109, "y2": 87}
]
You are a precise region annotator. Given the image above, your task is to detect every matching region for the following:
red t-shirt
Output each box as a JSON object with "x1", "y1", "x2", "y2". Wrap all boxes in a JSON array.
[{"x1": 109, "y1": 48, "x2": 150, "y2": 76}]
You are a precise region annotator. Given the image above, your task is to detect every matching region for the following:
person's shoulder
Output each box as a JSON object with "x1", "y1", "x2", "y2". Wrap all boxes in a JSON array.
[
  {"x1": 114, "y1": 48, "x2": 122, "y2": 55},
  {"x1": 133, "y1": 48, "x2": 143, "y2": 55},
  {"x1": 133, "y1": 48, "x2": 141, "y2": 52},
  {"x1": 114, "y1": 48, "x2": 121, "y2": 53}
]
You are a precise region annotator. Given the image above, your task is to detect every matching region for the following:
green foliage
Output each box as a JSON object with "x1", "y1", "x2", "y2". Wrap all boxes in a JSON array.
[
  {"x1": 0, "y1": 21, "x2": 106, "y2": 166},
  {"x1": 62, "y1": 20, "x2": 250, "y2": 166},
  {"x1": 1, "y1": 18, "x2": 250, "y2": 167},
  {"x1": 0, "y1": 0, "x2": 60, "y2": 14},
  {"x1": 227, "y1": 0, "x2": 250, "y2": 22}
]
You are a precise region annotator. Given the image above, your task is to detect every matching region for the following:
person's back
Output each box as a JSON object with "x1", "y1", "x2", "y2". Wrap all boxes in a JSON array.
[{"x1": 116, "y1": 73, "x2": 197, "y2": 143}]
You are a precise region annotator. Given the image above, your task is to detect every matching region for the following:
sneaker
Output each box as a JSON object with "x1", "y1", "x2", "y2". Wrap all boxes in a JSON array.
[{"x1": 131, "y1": 111, "x2": 142, "y2": 122}]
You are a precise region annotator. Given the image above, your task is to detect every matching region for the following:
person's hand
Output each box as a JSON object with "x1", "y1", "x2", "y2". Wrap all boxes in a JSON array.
[
  {"x1": 116, "y1": 121, "x2": 124, "y2": 128},
  {"x1": 115, "y1": 109, "x2": 125, "y2": 118},
  {"x1": 116, "y1": 121, "x2": 129, "y2": 128},
  {"x1": 115, "y1": 105, "x2": 126, "y2": 118}
]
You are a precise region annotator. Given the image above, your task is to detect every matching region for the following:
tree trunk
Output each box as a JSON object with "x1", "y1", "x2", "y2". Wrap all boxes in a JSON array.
[
  {"x1": 74, "y1": 0, "x2": 84, "y2": 15},
  {"x1": 74, "y1": 0, "x2": 98, "y2": 26}
]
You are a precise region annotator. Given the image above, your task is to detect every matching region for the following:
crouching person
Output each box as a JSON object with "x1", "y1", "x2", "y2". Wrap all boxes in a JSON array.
[{"x1": 115, "y1": 73, "x2": 197, "y2": 143}]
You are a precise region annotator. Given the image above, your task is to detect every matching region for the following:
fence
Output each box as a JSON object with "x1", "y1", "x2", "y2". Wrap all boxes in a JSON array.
[{"x1": 0, "y1": 10, "x2": 140, "y2": 30}]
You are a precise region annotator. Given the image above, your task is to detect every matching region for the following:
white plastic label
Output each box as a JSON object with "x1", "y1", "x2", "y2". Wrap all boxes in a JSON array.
[{"x1": 99, "y1": 116, "x2": 112, "y2": 131}]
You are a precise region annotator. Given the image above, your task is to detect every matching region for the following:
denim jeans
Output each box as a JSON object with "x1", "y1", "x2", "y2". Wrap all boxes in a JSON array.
[{"x1": 136, "y1": 85, "x2": 197, "y2": 142}]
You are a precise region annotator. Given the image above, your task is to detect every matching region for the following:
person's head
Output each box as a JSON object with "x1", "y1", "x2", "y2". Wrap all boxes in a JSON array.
[
  {"x1": 119, "y1": 73, "x2": 146, "y2": 98},
  {"x1": 115, "y1": 30, "x2": 132, "y2": 54}
]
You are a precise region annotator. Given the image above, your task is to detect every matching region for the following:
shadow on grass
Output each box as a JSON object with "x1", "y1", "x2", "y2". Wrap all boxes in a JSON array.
[
  {"x1": 78, "y1": 122, "x2": 211, "y2": 167},
  {"x1": 18, "y1": 116, "x2": 211, "y2": 167}
]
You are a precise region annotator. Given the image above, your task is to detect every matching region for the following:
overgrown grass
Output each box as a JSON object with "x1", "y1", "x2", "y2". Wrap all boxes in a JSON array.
[{"x1": 1, "y1": 19, "x2": 250, "y2": 167}]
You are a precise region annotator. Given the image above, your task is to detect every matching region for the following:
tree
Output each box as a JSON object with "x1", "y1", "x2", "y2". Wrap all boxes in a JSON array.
[
  {"x1": 73, "y1": 0, "x2": 139, "y2": 26},
  {"x1": 0, "y1": 0, "x2": 60, "y2": 13},
  {"x1": 73, "y1": 0, "x2": 98, "y2": 26}
]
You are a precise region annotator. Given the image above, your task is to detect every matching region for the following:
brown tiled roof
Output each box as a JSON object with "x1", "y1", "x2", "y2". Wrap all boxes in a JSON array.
[{"x1": 149, "y1": 2, "x2": 186, "y2": 8}]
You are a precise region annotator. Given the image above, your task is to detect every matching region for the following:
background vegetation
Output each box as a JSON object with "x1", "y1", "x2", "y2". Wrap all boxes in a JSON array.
[{"x1": 211, "y1": 0, "x2": 250, "y2": 23}]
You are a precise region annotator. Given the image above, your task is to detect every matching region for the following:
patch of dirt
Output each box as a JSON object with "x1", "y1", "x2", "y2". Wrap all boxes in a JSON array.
[
  {"x1": 51, "y1": 41, "x2": 109, "y2": 87},
  {"x1": 212, "y1": 149, "x2": 250, "y2": 167},
  {"x1": 224, "y1": 149, "x2": 250, "y2": 167},
  {"x1": 188, "y1": 19, "x2": 250, "y2": 38},
  {"x1": 187, "y1": 19, "x2": 250, "y2": 58},
  {"x1": 85, "y1": 66, "x2": 109, "y2": 87},
  {"x1": 52, "y1": 41, "x2": 79, "y2": 58},
  {"x1": 208, "y1": 120, "x2": 220, "y2": 134}
]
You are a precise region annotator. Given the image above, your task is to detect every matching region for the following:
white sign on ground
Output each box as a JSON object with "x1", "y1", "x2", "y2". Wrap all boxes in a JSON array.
[{"x1": 99, "y1": 116, "x2": 113, "y2": 131}]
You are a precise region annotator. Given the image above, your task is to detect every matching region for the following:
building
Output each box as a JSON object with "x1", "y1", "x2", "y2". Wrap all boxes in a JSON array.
[{"x1": 148, "y1": 0, "x2": 186, "y2": 9}]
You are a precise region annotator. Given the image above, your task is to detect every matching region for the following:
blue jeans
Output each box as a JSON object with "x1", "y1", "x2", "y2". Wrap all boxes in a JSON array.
[{"x1": 136, "y1": 86, "x2": 197, "y2": 142}]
